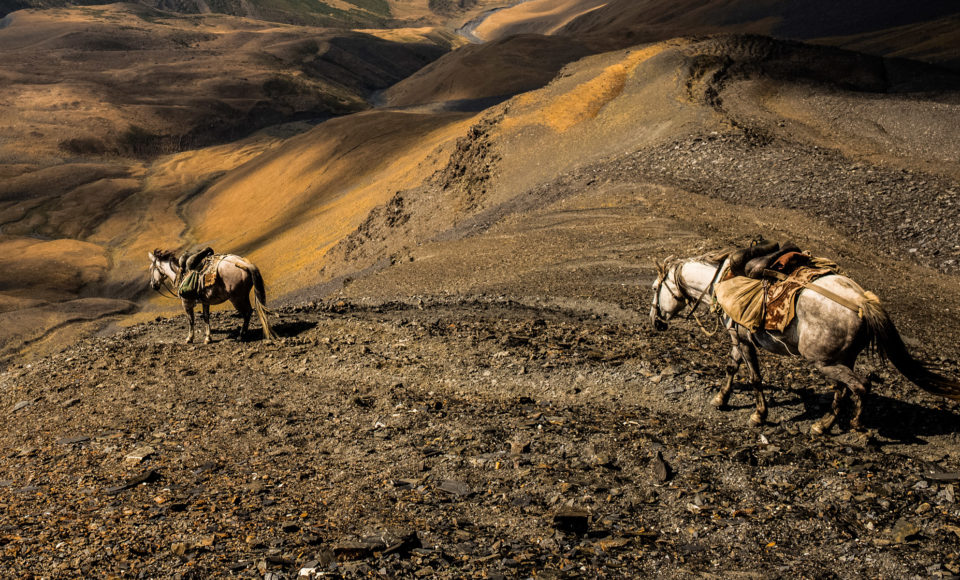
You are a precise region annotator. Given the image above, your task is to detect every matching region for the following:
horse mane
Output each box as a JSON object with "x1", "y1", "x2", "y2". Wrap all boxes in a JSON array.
[
  {"x1": 699, "y1": 248, "x2": 734, "y2": 266},
  {"x1": 153, "y1": 248, "x2": 178, "y2": 262}
]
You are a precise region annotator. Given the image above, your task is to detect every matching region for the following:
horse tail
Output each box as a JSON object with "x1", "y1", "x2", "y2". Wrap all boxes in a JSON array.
[
  {"x1": 861, "y1": 297, "x2": 960, "y2": 399},
  {"x1": 245, "y1": 262, "x2": 274, "y2": 342}
]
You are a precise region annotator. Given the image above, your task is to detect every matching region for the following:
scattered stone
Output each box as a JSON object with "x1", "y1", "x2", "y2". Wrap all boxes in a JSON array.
[
  {"x1": 924, "y1": 472, "x2": 960, "y2": 482},
  {"x1": 438, "y1": 480, "x2": 473, "y2": 497},
  {"x1": 892, "y1": 519, "x2": 922, "y2": 543},
  {"x1": 510, "y1": 439, "x2": 531, "y2": 455},
  {"x1": 193, "y1": 462, "x2": 219, "y2": 475},
  {"x1": 382, "y1": 532, "x2": 421, "y2": 557},
  {"x1": 333, "y1": 541, "x2": 374, "y2": 561},
  {"x1": 597, "y1": 537, "x2": 631, "y2": 550},
  {"x1": 57, "y1": 435, "x2": 90, "y2": 446},
  {"x1": 553, "y1": 508, "x2": 590, "y2": 534},
  {"x1": 105, "y1": 470, "x2": 161, "y2": 495},
  {"x1": 11, "y1": 400, "x2": 33, "y2": 413},
  {"x1": 125, "y1": 446, "x2": 155, "y2": 463},
  {"x1": 650, "y1": 450, "x2": 671, "y2": 483}
]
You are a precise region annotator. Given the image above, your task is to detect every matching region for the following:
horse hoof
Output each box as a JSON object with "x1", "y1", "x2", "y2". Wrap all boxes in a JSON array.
[
  {"x1": 810, "y1": 423, "x2": 826, "y2": 436},
  {"x1": 203, "y1": 338, "x2": 211, "y2": 345},
  {"x1": 711, "y1": 394, "x2": 728, "y2": 409},
  {"x1": 749, "y1": 412, "x2": 765, "y2": 426}
]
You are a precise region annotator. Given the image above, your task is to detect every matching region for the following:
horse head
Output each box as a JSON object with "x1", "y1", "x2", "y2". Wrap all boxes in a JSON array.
[
  {"x1": 650, "y1": 256, "x2": 686, "y2": 331},
  {"x1": 148, "y1": 249, "x2": 177, "y2": 292}
]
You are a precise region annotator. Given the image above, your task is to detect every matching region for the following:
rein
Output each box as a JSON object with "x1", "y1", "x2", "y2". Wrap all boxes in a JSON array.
[
  {"x1": 684, "y1": 262, "x2": 723, "y2": 321},
  {"x1": 652, "y1": 264, "x2": 685, "y2": 325},
  {"x1": 150, "y1": 261, "x2": 182, "y2": 300},
  {"x1": 655, "y1": 261, "x2": 723, "y2": 337}
]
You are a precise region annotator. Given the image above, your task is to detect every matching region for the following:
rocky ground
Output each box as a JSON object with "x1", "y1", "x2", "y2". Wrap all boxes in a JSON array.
[
  {"x1": 3, "y1": 28, "x2": 960, "y2": 580},
  {"x1": 2, "y1": 296, "x2": 959, "y2": 578}
]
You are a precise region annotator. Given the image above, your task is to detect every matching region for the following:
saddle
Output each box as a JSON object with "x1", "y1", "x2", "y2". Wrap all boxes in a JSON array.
[
  {"x1": 177, "y1": 249, "x2": 221, "y2": 299},
  {"x1": 727, "y1": 240, "x2": 807, "y2": 280},
  {"x1": 179, "y1": 247, "x2": 214, "y2": 273}
]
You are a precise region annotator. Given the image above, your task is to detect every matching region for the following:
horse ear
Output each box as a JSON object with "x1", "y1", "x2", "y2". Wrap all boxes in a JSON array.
[
  {"x1": 652, "y1": 257, "x2": 665, "y2": 277},
  {"x1": 148, "y1": 251, "x2": 156, "y2": 261}
]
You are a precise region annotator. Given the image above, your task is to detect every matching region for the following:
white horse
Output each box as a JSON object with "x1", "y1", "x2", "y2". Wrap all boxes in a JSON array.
[
  {"x1": 148, "y1": 249, "x2": 274, "y2": 344},
  {"x1": 650, "y1": 254, "x2": 960, "y2": 434}
]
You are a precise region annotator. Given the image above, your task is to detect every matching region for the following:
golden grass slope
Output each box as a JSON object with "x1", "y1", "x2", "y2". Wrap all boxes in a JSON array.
[
  {"x1": 0, "y1": 3, "x2": 462, "y2": 358},
  {"x1": 0, "y1": 4, "x2": 454, "y2": 164},
  {"x1": 179, "y1": 110, "x2": 476, "y2": 297},
  {"x1": 319, "y1": 35, "x2": 960, "y2": 305}
]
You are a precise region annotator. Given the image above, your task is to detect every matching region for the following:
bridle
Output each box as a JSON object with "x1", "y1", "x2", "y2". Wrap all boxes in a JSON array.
[
  {"x1": 652, "y1": 259, "x2": 688, "y2": 325},
  {"x1": 149, "y1": 259, "x2": 181, "y2": 300},
  {"x1": 652, "y1": 258, "x2": 724, "y2": 336}
]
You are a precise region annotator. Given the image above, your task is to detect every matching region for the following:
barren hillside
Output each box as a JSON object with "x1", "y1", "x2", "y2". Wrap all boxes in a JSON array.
[
  {"x1": 0, "y1": 3, "x2": 461, "y2": 357},
  {"x1": 0, "y1": 0, "x2": 513, "y2": 26},
  {"x1": 558, "y1": 0, "x2": 960, "y2": 69},
  {"x1": 2, "y1": 2, "x2": 960, "y2": 577}
]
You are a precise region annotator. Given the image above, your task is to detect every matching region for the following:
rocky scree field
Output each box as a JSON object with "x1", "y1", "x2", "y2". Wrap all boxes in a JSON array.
[{"x1": 0, "y1": 296, "x2": 959, "y2": 578}]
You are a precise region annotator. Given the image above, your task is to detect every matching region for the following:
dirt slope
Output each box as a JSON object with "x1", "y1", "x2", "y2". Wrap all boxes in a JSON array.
[
  {"x1": 0, "y1": 3, "x2": 460, "y2": 358},
  {"x1": 2, "y1": 271, "x2": 959, "y2": 577},
  {"x1": 558, "y1": 0, "x2": 960, "y2": 68},
  {"x1": 0, "y1": 4, "x2": 455, "y2": 162},
  {"x1": 382, "y1": 34, "x2": 591, "y2": 107},
  {"x1": 3, "y1": 6, "x2": 960, "y2": 576}
]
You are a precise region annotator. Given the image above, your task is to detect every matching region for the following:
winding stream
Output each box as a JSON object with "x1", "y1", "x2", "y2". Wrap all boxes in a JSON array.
[{"x1": 455, "y1": 0, "x2": 538, "y2": 44}]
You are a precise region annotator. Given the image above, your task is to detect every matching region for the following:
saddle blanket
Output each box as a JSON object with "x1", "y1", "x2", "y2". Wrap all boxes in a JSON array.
[
  {"x1": 202, "y1": 256, "x2": 222, "y2": 288},
  {"x1": 714, "y1": 265, "x2": 836, "y2": 332},
  {"x1": 179, "y1": 256, "x2": 222, "y2": 298}
]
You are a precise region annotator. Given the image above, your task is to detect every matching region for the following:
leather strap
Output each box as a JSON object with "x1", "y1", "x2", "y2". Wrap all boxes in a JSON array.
[{"x1": 762, "y1": 269, "x2": 863, "y2": 314}]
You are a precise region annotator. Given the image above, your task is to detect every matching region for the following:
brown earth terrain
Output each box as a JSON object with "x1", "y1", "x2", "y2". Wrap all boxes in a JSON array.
[{"x1": 2, "y1": 1, "x2": 960, "y2": 577}]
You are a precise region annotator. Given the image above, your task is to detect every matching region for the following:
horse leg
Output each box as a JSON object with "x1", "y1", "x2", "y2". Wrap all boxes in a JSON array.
[
  {"x1": 713, "y1": 340, "x2": 742, "y2": 409},
  {"x1": 183, "y1": 300, "x2": 195, "y2": 344},
  {"x1": 201, "y1": 303, "x2": 211, "y2": 344},
  {"x1": 741, "y1": 341, "x2": 766, "y2": 426},
  {"x1": 811, "y1": 383, "x2": 849, "y2": 436},
  {"x1": 230, "y1": 294, "x2": 253, "y2": 341},
  {"x1": 814, "y1": 363, "x2": 869, "y2": 433}
]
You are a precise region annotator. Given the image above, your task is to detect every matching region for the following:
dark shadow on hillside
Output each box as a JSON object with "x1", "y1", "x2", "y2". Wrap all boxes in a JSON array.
[
  {"x1": 263, "y1": 319, "x2": 317, "y2": 339},
  {"x1": 788, "y1": 385, "x2": 960, "y2": 443}
]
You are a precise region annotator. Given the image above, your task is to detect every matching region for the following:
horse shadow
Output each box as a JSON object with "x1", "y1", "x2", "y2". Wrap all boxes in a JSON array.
[
  {"x1": 715, "y1": 379, "x2": 960, "y2": 443},
  {"x1": 213, "y1": 317, "x2": 317, "y2": 342},
  {"x1": 784, "y1": 384, "x2": 960, "y2": 443}
]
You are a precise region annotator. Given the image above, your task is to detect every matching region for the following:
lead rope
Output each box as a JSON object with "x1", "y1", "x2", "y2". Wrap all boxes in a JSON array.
[
  {"x1": 692, "y1": 310, "x2": 722, "y2": 337},
  {"x1": 153, "y1": 278, "x2": 180, "y2": 300}
]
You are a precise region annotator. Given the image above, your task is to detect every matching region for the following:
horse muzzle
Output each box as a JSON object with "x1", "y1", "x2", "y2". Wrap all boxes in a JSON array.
[{"x1": 650, "y1": 307, "x2": 668, "y2": 331}]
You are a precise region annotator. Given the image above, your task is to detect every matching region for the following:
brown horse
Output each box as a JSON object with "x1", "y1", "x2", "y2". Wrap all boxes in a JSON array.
[
  {"x1": 650, "y1": 254, "x2": 960, "y2": 434},
  {"x1": 148, "y1": 249, "x2": 274, "y2": 344}
]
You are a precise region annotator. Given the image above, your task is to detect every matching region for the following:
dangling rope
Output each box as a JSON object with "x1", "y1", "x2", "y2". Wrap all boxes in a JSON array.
[
  {"x1": 152, "y1": 277, "x2": 180, "y2": 300},
  {"x1": 692, "y1": 310, "x2": 722, "y2": 337}
]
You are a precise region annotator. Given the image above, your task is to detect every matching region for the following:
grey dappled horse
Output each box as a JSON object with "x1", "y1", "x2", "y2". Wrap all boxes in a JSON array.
[
  {"x1": 650, "y1": 255, "x2": 960, "y2": 434},
  {"x1": 148, "y1": 249, "x2": 274, "y2": 344}
]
